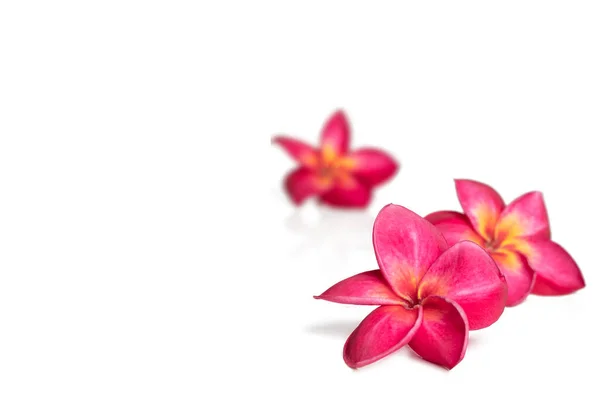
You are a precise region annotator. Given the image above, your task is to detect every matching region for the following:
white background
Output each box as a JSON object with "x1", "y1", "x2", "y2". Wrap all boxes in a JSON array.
[{"x1": 1, "y1": 1, "x2": 599, "y2": 399}]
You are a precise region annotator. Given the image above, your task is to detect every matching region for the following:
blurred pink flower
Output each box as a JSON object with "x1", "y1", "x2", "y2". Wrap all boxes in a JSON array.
[{"x1": 272, "y1": 110, "x2": 398, "y2": 208}]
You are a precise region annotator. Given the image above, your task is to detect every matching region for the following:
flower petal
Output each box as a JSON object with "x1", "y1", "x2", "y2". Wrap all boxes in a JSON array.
[
  {"x1": 373, "y1": 205, "x2": 448, "y2": 301},
  {"x1": 409, "y1": 296, "x2": 468, "y2": 370},
  {"x1": 495, "y1": 191, "x2": 551, "y2": 242},
  {"x1": 319, "y1": 176, "x2": 371, "y2": 208},
  {"x1": 492, "y1": 250, "x2": 536, "y2": 307},
  {"x1": 284, "y1": 168, "x2": 328, "y2": 205},
  {"x1": 343, "y1": 305, "x2": 422, "y2": 369},
  {"x1": 455, "y1": 179, "x2": 505, "y2": 241},
  {"x1": 425, "y1": 211, "x2": 484, "y2": 247},
  {"x1": 522, "y1": 240, "x2": 585, "y2": 295},
  {"x1": 347, "y1": 148, "x2": 399, "y2": 187},
  {"x1": 320, "y1": 110, "x2": 350, "y2": 156},
  {"x1": 314, "y1": 270, "x2": 405, "y2": 306},
  {"x1": 418, "y1": 241, "x2": 506, "y2": 330},
  {"x1": 272, "y1": 136, "x2": 318, "y2": 168}
]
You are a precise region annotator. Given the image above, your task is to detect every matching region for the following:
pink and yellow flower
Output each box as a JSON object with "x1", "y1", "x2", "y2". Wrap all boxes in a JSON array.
[
  {"x1": 272, "y1": 110, "x2": 398, "y2": 208},
  {"x1": 315, "y1": 204, "x2": 507, "y2": 369},
  {"x1": 426, "y1": 179, "x2": 585, "y2": 307}
]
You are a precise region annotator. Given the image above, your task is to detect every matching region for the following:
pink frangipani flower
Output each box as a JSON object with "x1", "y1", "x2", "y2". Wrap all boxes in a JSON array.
[
  {"x1": 315, "y1": 204, "x2": 507, "y2": 369},
  {"x1": 426, "y1": 179, "x2": 585, "y2": 307},
  {"x1": 272, "y1": 110, "x2": 398, "y2": 208}
]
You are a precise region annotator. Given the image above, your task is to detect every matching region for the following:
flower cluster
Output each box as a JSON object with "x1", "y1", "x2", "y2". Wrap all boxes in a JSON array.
[{"x1": 273, "y1": 110, "x2": 585, "y2": 370}]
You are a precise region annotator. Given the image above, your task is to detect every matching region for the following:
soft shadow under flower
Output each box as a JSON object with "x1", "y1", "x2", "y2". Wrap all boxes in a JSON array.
[{"x1": 305, "y1": 320, "x2": 358, "y2": 339}]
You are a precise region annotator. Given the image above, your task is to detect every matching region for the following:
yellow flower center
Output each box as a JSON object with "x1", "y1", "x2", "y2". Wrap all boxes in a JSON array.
[{"x1": 314, "y1": 145, "x2": 356, "y2": 187}]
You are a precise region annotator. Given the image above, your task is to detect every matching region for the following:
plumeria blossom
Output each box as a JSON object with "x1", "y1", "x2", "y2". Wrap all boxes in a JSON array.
[
  {"x1": 426, "y1": 179, "x2": 585, "y2": 307},
  {"x1": 315, "y1": 204, "x2": 507, "y2": 369},
  {"x1": 272, "y1": 110, "x2": 398, "y2": 208}
]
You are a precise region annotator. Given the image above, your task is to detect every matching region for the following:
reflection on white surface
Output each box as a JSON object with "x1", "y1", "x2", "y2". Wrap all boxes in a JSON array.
[
  {"x1": 284, "y1": 205, "x2": 374, "y2": 262},
  {"x1": 304, "y1": 320, "x2": 357, "y2": 338}
]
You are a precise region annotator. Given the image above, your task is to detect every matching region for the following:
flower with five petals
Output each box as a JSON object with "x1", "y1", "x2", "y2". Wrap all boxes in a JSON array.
[
  {"x1": 315, "y1": 204, "x2": 507, "y2": 369},
  {"x1": 272, "y1": 110, "x2": 398, "y2": 208},
  {"x1": 426, "y1": 179, "x2": 585, "y2": 306}
]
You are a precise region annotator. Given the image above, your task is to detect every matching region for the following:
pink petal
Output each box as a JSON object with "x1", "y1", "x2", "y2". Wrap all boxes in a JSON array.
[
  {"x1": 532, "y1": 275, "x2": 577, "y2": 296},
  {"x1": 320, "y1": 110, "x2": 350, "y2": 155},
  {"x1": 524, "y1": 240, "x2": 585, "y2": 295},
  {"x1": 418, "y1": 241, "x2": 506, "y2": 330},
  {"x1": 408, "y1": 296, "x2": 468, "y2": 370},
  {"x1": 343, "y1": 305, "x2": 422, "y2": 369},
  {"x1": 491, "y1": 250, "x2": 536, "y2": 307},
  {"x1": 373, "y1": 205, "x2": 448, "y2": 301},
  {"x1": 495, "y1": 191, "x2": 551, "y2": 242},
  {"x1": 319, "y1": 176, "x2": 371, "y2": 208},
  {"x1": 425, "y1": 211, "x2": 484, "y2": 247},
  {"x1": 272, "y1": 136, "x2": 318, "y2": 168},
  {"x1": 314, "y1": 270, "x2": 405, "y2": 306},
  {"x1": 347, "y1": 148, "x2": 399, "y2": 187},
  {"x1": 455, "y1": 179, "x2": 505, "y2": 241},
  {"x1": 284, "y1": 168, "x2": 328, "y2": 205}
]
